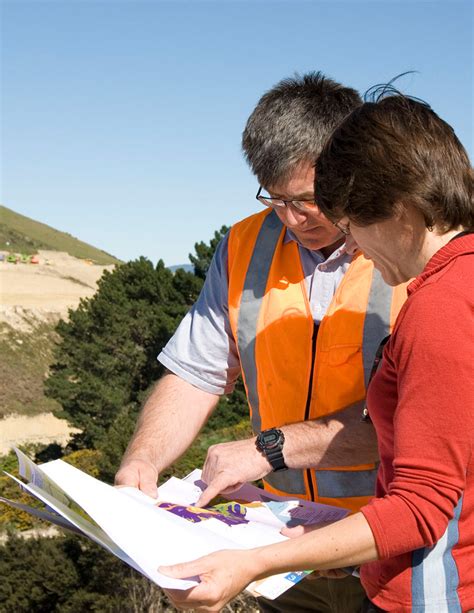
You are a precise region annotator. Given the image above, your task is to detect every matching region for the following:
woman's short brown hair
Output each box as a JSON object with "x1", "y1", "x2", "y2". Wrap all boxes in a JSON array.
[{"x1": 315, "y1": 94, "x2": 474, "y2": 231}]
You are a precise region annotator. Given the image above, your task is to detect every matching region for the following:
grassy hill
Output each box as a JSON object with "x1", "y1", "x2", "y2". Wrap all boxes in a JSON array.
[
  {"x1": 0, "y1": 205, "x2": 121, "y2": 265},
  {"x1": 0, "y1": 322, "x2": 61, "y2": 419},
  {"x1": 0, "y1": 205, "x2": 121, "y2": 420}
]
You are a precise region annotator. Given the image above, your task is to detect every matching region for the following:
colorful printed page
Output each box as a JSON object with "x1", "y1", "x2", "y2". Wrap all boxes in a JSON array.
[
  {"x1": 15, "y1": 447, "x2": 79, "y2": 507},
  {"x1": 178, "y1": 469, "x2": 350, "y2": 599},
  {"x1": 125, "y1": 475, "x2": 308, "y2": 598},
  {"x1": 182, "y1": 468, "x2": 349, "y2": 526},
  {"x1": 152, "y1": 476, "x2": 287, "y2": 548}
]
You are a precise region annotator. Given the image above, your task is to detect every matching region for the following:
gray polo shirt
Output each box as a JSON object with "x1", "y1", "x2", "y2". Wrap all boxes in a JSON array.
[{"x1": 159, "y1": 230, "x2": 353, "y2": 395}]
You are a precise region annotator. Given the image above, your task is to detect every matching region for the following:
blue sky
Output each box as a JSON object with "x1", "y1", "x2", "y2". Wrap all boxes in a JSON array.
[{"x1": 2, "y1": 0, "x2": 473, "y2": 265}]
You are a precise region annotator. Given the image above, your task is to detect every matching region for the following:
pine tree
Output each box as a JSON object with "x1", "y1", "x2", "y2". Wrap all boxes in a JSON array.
[
  {"x1": 45, "y1": 258, "x2": 201, "y2": 447},
  {"x1": 189, "y1": 225, "x2": 229, "y2": 279}
]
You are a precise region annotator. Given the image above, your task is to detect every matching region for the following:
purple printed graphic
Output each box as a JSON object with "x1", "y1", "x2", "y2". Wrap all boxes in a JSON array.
[{"x1": 157, "y1": 502, "x2": 249, "y2": 526}]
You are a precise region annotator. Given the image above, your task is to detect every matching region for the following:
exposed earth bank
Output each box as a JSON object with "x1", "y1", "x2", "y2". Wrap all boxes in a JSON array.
[
  {"x1": 1, "y1": 250, "x2": 115, "y2": 452},
  {"x1": 0, "y1": 413, "x2": 81, "y2": 455},
  {"x1": 1, "y1": 250, "x2": 114, "y2": 322}
]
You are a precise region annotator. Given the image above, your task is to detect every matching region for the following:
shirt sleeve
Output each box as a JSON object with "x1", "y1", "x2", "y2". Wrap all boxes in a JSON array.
[
  {"x1": 361, "y1": 281, "x2": 474, "y2": 559},
  {"x1": 158, "y1": 233, "x2": 241, "y2": 395}
]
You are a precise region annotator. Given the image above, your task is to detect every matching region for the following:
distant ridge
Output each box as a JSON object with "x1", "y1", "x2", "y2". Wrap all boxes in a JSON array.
[
  {"x1": 168, "y1": 263, "x2": 194, "y2": 273},
  {"x1": 0, "y1": 205, "x2": 121, "y2": 265}
]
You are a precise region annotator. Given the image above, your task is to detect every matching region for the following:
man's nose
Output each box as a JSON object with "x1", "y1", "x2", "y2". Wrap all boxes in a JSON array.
[{"x1": 282, "y1": 204, "x2": 308, "y2": 227}]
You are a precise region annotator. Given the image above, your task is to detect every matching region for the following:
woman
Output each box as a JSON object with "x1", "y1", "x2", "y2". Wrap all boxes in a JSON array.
[{"x1": 160, "y1": 94, "x2": 474, "y2": 613}]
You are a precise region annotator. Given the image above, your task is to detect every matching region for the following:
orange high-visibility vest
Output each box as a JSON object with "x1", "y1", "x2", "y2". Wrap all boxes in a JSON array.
[{"x1": 227, "y1": 210, "x2": 407, "y2": 513}]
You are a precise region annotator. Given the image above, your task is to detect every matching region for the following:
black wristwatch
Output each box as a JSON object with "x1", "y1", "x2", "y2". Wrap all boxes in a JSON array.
[{"x1": 256, "y1": 428, "x2": 288, "y2": 472}]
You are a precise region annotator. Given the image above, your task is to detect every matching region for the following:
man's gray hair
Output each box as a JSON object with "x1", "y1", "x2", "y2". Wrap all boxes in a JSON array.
[{"x1": 242, "y1": 72, "x2": 362, "y2": 188}]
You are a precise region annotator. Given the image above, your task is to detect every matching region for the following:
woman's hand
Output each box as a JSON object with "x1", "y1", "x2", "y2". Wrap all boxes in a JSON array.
[{"x1": 160, "y1": 549, "x2": 260, "y2": 612}]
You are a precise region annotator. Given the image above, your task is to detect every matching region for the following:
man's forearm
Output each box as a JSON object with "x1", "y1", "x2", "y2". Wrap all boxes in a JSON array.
[
  {"x1": 281, "y1": 401, "x2": 378, "y2": 468},
  {"x1": 198, "y1": 400, "x2": 379, "y2": 505},
  {"x1": 121, "y1": 372, "x2": 220, "y2": 473}
]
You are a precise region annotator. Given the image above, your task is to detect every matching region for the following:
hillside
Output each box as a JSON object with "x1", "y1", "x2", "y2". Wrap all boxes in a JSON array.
[
  {"x1": 0, "y1": 205, "x2": 121, "y2": 265},
  {"x1": 0, "y1": 207, "x2": 121, "y2": 452},
  {"x1": 168, "y1": 263, "x2": 194, "y2": 273},
  {"x1": 1, "y1": 250, "x2": 115, "y2": 417}
]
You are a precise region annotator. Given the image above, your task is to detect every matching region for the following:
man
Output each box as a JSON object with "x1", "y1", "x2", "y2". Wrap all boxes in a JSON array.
[{"x1": 116, "y1": 73, "x2": 406, "y2": 612}]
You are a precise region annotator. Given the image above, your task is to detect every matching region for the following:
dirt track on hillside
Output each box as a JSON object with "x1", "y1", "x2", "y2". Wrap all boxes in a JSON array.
[{"x1": 1, "y1": 250, "x2": 114, "y2": 324}]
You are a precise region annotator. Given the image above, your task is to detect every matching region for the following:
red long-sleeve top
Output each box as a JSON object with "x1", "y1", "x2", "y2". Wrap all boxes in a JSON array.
[{"x1": 360, "y1": 234, "x2": 474, "y2": 613}]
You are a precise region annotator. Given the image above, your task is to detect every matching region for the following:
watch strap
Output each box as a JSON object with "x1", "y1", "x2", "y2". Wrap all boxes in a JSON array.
[{"x1": 265, "y1": 446, "x2": 287, "y2": 472}]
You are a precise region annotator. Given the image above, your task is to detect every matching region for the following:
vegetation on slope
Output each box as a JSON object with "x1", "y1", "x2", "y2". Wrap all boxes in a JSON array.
[
  {"x1": 0, "y1": 205, "x2": 121, "y2": 265},
  {"x1": 0, "y1": 322, "x2": 62, "y2": 418}
]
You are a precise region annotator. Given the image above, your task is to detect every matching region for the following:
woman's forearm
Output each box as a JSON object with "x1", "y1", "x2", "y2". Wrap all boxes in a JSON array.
[{"x1": 252, "y1": 512, "x2": 378, "y2": 579}]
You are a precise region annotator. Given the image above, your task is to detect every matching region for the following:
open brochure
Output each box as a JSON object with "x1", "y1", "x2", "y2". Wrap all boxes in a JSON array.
[{"x1": 1, "y1": 449, "x2": 349, "y2": 600}]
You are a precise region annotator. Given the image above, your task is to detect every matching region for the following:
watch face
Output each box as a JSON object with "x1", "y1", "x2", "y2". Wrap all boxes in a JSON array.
[
  {"x1": 261, "y1": 430, "x2": 281, "y2": 449},
  {"x1": 262, "y1": 432, "x2": 278, "y2": 446}
]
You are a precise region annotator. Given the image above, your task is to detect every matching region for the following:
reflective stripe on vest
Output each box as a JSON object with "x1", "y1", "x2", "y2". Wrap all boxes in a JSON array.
[
  {"x1": 236, "y1": 211, "x2": 283, "y2": 434},
  {"x1": 264, "y1": 467, "x2": 307, "y2": 496},
  {"x1": 315, "y1": 465, "x2": 379, "y2": 498},
  {"x1": 266, "y1": 468, "x2": 378, "y2": 499},
  {"x1": 362, "y1": 268, "x2": 393, "y2": 388}
]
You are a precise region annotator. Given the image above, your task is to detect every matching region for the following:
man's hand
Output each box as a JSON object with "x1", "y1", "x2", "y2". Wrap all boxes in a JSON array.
[
  {"x1": 160, "y1": 550, "x2": 257, "y2": 612},
  {"x1": 114, "y1": 373, "x2": 219, "y2": 500},
  {"x1": 114, "y1": 458, "x2": 159, "y2": 499},
  {"x1": 196, "y1": 438, "x2": 271, "y2": 507}
]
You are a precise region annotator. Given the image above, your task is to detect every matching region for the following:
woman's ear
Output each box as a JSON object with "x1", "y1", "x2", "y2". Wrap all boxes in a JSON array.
[
  {"x1": 394, "y1": 201, "x2": 430, "y2": 233},
  {"x1": 393, "y1": 201, "x2": 408, "y2": 221}
]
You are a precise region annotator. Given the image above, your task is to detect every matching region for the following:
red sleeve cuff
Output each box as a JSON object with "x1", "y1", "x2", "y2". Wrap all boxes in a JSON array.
[{"x1": 361, "y1": 502, "x2": 392, "y2": 560}]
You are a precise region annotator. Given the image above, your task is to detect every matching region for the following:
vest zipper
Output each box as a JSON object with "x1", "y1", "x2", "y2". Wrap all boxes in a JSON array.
[{"x1": 304, "y1": 322, "x2": 318, "y2": 501}]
